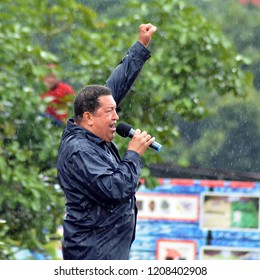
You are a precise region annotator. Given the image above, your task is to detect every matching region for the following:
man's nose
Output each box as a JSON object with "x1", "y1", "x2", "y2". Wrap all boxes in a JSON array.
[{"x1": 113, "y1": 110, "x2": 119, "y2": 120}]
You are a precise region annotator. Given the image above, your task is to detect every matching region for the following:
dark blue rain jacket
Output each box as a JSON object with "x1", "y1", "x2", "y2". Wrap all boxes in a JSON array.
[{"x1": 57, "y1": 41, "x2": 151, "y2": 260}]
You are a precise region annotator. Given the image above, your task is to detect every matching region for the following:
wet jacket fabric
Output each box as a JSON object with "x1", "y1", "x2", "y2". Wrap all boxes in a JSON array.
[{"x1": 57, "y1": 41, "x2": 151, "y2": 260}]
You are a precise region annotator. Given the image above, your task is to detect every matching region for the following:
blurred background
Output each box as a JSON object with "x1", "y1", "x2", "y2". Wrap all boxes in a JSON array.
[{"x1": 0, "y1": 0, "x2": 259, "y2": 259}]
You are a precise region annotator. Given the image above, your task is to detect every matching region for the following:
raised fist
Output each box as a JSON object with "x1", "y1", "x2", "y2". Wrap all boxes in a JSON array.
[{"x1": 138, "y1": 23, "x2": 157, "y2": 47}]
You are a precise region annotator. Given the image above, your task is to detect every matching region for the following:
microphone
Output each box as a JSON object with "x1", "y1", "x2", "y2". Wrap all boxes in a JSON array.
[{"x1": 116, "y1": 122, "x2": 162, "y2": 152}]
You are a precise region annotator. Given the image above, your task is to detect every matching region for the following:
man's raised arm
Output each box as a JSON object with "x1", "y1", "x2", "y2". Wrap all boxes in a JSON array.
[{"x1": 105, "y1": 23, "x2": 157, "y2": 106}]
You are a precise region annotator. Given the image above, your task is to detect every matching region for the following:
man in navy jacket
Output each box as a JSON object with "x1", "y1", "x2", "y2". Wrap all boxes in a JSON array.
[{"x1": 57, "y1": 23, "x2": 157, "y2": 260}]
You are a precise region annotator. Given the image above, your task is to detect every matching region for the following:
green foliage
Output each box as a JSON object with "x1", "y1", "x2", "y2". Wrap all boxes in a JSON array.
[
  {"x1": 112, "y1": 0, "x2": 253, "y2": 181},
  {"x1": 0, "y1": 0, "x2": 98, "y2": 259},
  {"x1": 0, "y1": 23, "x2": 62, "y2": 261},
  {"x1": 190, "y1": 0, "x2": 260, "y2": 89},
  {"x1": 168, "y1": 90, "x2": 260, "y2": 173},
  {"x1": 161, "y1": 0, "x2": 260, "y2": 173}
]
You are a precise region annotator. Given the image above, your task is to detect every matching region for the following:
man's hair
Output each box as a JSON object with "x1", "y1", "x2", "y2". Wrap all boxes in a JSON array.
[{"x1": 74, "y1": 85, "x2": 112, "y2": 122}]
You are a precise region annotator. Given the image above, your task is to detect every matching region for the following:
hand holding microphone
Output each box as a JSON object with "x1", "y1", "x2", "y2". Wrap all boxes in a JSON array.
[{"x1": 116, "y1": 123, "x2": 162, "y2": 156}]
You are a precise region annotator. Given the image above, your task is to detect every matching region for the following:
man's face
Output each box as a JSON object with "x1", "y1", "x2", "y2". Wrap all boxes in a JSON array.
[
  {"x1": 44, "y1": 75, "x2": 58, "y2": 90},
  {"x1": 88, "y1": 95, "x2": 119, "y2": 142}
]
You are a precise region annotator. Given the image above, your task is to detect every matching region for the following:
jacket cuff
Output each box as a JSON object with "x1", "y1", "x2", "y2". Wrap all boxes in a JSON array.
[
  {"x1": 124, "y1": 150, "x2": 144, "y2": 168},
  {"x1": 129, "y1": 41, "x2": 151, "y2": 61}
]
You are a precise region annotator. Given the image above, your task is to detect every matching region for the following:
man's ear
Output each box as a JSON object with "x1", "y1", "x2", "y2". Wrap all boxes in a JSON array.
[{"x1": 82, "y1": 111, "x2": 93, "y2": 126}]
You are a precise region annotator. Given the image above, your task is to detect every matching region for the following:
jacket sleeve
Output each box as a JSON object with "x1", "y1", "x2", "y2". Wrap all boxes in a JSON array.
[
  {"x1": 105, "y1": 41, "x2": 151, "y2": 106},
  {"x1": 68, "y1": 149, "x2": 142, "y2": 206}
]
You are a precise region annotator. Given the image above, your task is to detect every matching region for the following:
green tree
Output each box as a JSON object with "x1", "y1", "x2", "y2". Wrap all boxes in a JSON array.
[
  {"x1": 167, "y1": 90, "x2": 260, "y2": 173},
  {"x1": 0, "y1": 21, "x2": 63, "y2": 259},
  {"x1": 189, "y1": 0, "x2": 260, "y2": 89},
  {"x1": 166, "y1": 0, "x2": 260, "y2": 173},
  {"x1": 111, "y1": 0, "x2": 253, "y2": 184},
  {"x1": 0, "y1": 0, "x2": 99, "y2": 259}
]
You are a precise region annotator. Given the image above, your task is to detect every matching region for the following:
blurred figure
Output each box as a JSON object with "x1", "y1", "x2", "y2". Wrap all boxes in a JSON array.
[{"x1": 41, "y1": 72, "x2": 75, "y2": 126}]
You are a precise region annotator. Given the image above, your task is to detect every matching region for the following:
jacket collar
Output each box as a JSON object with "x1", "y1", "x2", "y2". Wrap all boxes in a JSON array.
[{"x1": 66, "y1": 118, "x2": 107, "y2": 146}]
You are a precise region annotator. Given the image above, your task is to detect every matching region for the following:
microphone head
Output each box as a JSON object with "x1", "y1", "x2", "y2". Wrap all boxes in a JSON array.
[{"x1": 116, "y1": 122, "x2": 133, "y2": 138}]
